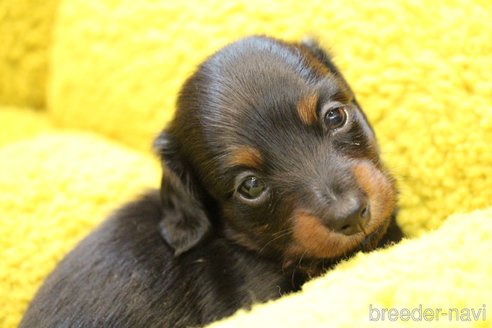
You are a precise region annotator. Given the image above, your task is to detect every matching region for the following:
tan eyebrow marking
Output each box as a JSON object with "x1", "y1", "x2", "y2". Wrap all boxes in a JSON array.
[
  {"x1": 228, "y1": 147, "x2": 263, "y2": 169},
  {"x1": 302, "y1": 50, "x2": 332, "y2": 76},
  {"x1": 297, "y1": 92, "x2": 319, "y2": 125}
]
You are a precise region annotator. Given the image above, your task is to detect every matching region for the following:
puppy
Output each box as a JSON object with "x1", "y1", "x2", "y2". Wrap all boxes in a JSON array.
[{"x1": 20, "y1": 36, "x2": 403, "y2": 328}]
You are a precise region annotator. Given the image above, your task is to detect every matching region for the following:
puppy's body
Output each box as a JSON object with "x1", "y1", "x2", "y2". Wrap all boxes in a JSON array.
[
  {"x1": 21, "y1": 192, "x2": 291, "y2": 328},
  {"x1": 21, "y1": 36, "x2": 403, "y2": 327}
]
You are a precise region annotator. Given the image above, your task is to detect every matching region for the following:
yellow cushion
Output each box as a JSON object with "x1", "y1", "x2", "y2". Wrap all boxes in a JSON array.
[
  {"x1": 0, "y1": 106, "x2": 54, "y2": 147},
  {"x1": 0, "y1": 0, "x2": 60, "y2": 108},
  {"x1": 1, "y1": 0, "x2": 492, "y2": 327},
  {"x1": 0, "y1": 133, "x2": 160, "y2": 327}
]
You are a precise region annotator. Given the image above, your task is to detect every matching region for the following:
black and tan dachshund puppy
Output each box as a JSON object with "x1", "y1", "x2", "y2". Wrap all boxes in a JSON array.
[{"x1": 21, "y1": 36, "x2": 403, "y2": 328}]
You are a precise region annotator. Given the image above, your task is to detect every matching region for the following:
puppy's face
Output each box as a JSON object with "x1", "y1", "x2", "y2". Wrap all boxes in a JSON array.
[{"x1": 157, "y1": 36, "x2": 397, "y2": 272}]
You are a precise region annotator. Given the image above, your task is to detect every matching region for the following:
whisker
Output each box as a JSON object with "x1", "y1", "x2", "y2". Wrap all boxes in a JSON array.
[
  {"x1": 270, "y1": 227, "x2": 293, "y2": 237},
  {"x1": 258, "y1": 228, "x2": 293, "y2": 254}
]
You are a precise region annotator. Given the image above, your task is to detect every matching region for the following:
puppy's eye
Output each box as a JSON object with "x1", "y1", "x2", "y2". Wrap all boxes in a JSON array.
[
  {"x1": 323, "y1": 105, "x2": 347, "y2": 129},
  {"x1": 238, "y1": 176, "x2": 266, "y2": 200}
]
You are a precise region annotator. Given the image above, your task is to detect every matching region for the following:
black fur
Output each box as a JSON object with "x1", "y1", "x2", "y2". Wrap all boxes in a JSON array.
[{"x1": 21, "y1": 36, "x2": 403, "y2": 328}]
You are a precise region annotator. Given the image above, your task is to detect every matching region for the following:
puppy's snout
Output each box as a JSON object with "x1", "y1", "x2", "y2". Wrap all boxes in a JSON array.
[{"x1": 330, "y1": 197, "x2": 370, "y2": 235}]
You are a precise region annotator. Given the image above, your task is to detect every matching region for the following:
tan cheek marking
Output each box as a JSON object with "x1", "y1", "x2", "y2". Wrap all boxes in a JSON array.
[
  {"x1": 287, "y1": 211, "x2": 364, "y2": 259},
  {"x1": 228, "y1": 147, "x2": 262, "y2": 169},
  {"x1": 353, "y1": 161, "x2": 397, "y2": 233},
  {"x1": 297, "y1": 93, "x2": 319, "y2": 125}
]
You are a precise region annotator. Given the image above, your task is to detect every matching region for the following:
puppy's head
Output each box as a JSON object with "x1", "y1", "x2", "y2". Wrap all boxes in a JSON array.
[{"x1": 155, "y1": 36, "x2": 397, "y2": 272}]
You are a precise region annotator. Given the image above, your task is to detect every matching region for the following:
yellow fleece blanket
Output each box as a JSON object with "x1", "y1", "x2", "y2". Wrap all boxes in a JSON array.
[{"x1": 1, "y1": 0, "x2": 491, "y2": 327}]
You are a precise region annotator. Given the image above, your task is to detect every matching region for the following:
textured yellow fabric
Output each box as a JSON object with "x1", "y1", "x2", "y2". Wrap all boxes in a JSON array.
[
  {"x1": 1, "y1": 0, "x2": 492, "y2": 327},
  {"x1": 0, "y1": 0, "x2": 60, "y2": 108},
  {"x1": 0, "y1": 106, "x2": 54, "y2": 146},
  {"x1": 208, "y1": 208, "x2": 492, "y2": 328},
  {"x1": 0, "y1": 133, "x2": 160, "y2": 327}
]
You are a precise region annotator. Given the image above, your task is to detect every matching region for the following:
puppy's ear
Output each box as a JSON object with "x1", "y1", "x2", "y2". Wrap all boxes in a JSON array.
[
  {"x1": 153, "y1": 131, "x2": 211, "y2": 256},
  {"x1": 301, "y1": 37, "x2": 356, "y2": 97},
  {"x1": 300, "y1": 37, "x2": 343, "y2": 76}
]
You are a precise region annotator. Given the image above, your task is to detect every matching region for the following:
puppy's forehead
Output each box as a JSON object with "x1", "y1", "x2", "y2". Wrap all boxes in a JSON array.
[{"x1": 201, "y1": 37, "x2": 349, "y2": 133}]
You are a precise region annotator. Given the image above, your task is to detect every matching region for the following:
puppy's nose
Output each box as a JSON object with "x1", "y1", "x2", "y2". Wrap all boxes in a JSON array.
[{"x1": 332, "y1": 199, "x2": 370, "y2": 235}]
